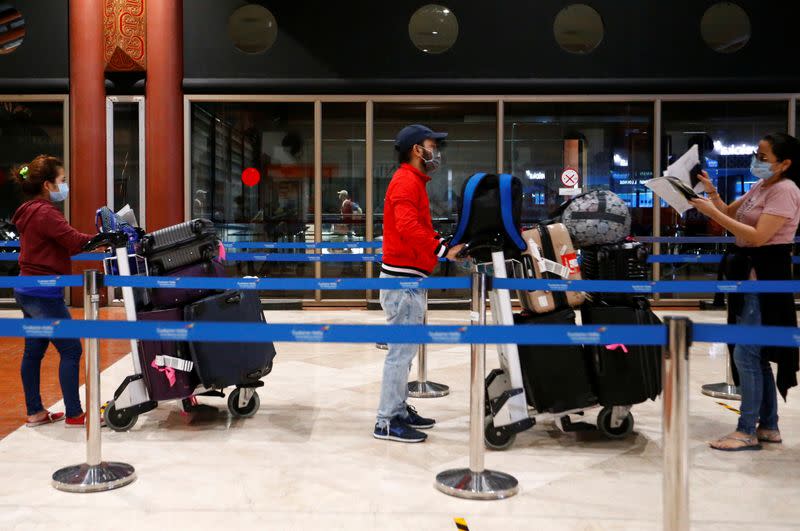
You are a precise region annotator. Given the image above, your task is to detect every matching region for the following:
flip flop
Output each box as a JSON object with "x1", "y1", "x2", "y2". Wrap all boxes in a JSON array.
[
  {"x1": 25, "y1": 411, "x2": 65, "y2": 428},
  {"x1": 757, "y1": 430, "x2": 782, "y2": 444},
  {"x1": 710, "y1": 434, "x2": 762, "y2": 452}
]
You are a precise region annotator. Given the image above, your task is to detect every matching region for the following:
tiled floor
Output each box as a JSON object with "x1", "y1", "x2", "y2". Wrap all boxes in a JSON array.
[{"x1": 0, "y1": 308, "x2": 799, "y2": 530}]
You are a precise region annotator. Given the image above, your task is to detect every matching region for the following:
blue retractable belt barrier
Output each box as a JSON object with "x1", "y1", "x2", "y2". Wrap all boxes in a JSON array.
[
  {"x1": 492, "y1": 278, "x2": 800, "y2": 294},
  {"x1": 650, "y1": 254, "x2": 800, "y2": 265},
  {"x1": 693, "y1": 324, "x2": 800, "y2": 347},
  {"x1": 103, "y1": 276, "x2": 472, "y2": 291},
  {"x1": 637, "y1": 236, "x2": 800, "y2": 244},
  {"x1": 0, "y1": 276, "x2": 83, "y2": 288},
  {"x1": 0, "y1": 318, "x2": 667, "y2": 345},
  {"x1": 223, "y1": 242, "x2": 383, "y2": 250}
]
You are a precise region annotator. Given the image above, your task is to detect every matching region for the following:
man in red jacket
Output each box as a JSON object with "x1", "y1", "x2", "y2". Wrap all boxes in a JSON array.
[{"x1": 374, "y1": 124, "x2": 464, "y2": 443}]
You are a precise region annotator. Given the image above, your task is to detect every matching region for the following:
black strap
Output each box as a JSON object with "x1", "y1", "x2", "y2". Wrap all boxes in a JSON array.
[
  {"x1": 569, "y1": 211, "x2": 629, "y2": 224},
  {"x1": 537, "y1": 225, "x2": 568, "y2": 308}
]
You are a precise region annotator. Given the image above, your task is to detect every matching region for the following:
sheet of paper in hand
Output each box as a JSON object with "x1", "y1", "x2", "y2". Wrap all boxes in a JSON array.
[{"x1": 644, "y1": 176, "x2": 699, "y2": 215}]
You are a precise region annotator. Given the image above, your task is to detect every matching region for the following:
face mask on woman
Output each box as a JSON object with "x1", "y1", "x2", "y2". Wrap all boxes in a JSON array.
[
  {"x1": 750, "y1": 156, "x2": 778, "y2": 180},
  {"x1": 49, "y1": 182, "x2": 69, "y2": 202}
]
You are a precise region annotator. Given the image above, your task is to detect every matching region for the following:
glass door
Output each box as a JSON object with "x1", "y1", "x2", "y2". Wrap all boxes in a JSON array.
[{"x1": 106, "y1": 96, "x2": 145, "y2": 303}]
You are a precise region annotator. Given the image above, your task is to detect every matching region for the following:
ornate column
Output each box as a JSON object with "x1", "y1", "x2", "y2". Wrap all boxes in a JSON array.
[
  {"x1": 69, "y1": 0, "x2": 107, "y2": 304},
  {"x1": 145, "y1": 0, "x2": 184, "y2": 230}
]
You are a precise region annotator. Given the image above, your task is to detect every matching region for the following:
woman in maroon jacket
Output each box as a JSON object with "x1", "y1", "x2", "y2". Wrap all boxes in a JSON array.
[{"x1": 11, "y1": 155, "x2": 95, "y2": 428}]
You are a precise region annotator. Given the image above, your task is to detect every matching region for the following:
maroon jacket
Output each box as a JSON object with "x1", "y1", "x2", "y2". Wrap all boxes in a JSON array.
[{"x1": 12, "y1": 199, "x2": 93, "y2": 276}]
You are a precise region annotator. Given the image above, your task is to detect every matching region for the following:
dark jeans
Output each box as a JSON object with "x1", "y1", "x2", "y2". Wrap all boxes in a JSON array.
[
  {"x1": 14, "y1": 293, "x2": 83, "y2": 418},
  {"x1": 733, "y1": 293, "x2": 779, "y2": 435}
]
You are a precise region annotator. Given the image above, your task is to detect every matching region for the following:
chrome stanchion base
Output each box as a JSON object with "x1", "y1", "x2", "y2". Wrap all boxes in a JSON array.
[
  {"x1": 408, "y1": 380, "x2": 450, "y2": 398},
  {"x1": 52, "y1": 462, "x2": 136, "y2": 493},
  {"x1": 701, "y1": 382, "x2": 741, "y2": 400},
  {"x1": 434, "y1": 468, "x2": 518, "y2": 500}
]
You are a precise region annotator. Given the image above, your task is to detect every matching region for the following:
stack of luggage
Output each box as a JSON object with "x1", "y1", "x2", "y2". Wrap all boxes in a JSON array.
[
  {"x1": 137, "y1": 220, "x2": 276, "y2": 399},
  {"x1": 513, "y1": 190, "x2": 662, "y2": 416},
  {"x1": 560, "y1": 191, "x2": 663, "y2": 409}
]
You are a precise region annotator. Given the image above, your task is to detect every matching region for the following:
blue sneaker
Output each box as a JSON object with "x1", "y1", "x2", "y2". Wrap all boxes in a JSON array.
[
  {"x1": 403, "y1": 405, "x2": 435, "y2": 429},
  {"x1": 373, "y1": 419, "x2": 427, "y2": 443}
]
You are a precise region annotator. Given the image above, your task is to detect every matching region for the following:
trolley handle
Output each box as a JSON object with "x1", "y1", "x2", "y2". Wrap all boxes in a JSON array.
[
  {"x1": 83, "y1": 231, "x2": 129, "y2": 252},
  {"x1": 457, "y1": 234, "x2": 506, "y2": 260}
]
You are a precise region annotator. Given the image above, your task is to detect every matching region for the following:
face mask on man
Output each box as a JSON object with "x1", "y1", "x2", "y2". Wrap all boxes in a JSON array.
[
  {"x1": 417, "y1": 145, "x2": 442, "y2": 174},
  {"x1": 49, "y1": 182, "x2": 69, "y2": 202},
  {"x1": 750, "y1": 156, "x2": 778, "y2": 180}
]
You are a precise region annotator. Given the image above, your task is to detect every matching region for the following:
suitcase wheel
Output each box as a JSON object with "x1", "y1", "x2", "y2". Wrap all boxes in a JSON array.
[
  {"x1": 597, "y1": 406, "x2": 634, "y2": 439},
  {"x1": 484, "y1": 415, "x2": 516, "y2": 451},
  {"x1": 103, "y1": 400, "x2": 139, "y2": 432},
  {"x1": 227, "y1": 388, "x2": 260, "y2": 418}
]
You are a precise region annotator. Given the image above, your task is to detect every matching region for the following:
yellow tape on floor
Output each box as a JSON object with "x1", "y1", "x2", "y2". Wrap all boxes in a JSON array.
[
  {"x1": 717, "y1": 401, "x2": 741, "y2": 415},
  {"x1": 454, "y1": 517, "x2": 470, "y2": 530}
]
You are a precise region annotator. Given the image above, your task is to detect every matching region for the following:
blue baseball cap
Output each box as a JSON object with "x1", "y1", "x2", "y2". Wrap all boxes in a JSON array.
[{"x1": 394, "y1": 124, "x2": 448, "y2": 153}]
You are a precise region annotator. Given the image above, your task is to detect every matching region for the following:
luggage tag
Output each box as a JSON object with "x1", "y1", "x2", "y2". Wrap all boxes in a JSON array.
[
  {"x1": 528, "y1": 238, "x2": 571, "y2": 279},
  {"x1": 154, "y1": 355, "x2": 194, "y2": 373}
]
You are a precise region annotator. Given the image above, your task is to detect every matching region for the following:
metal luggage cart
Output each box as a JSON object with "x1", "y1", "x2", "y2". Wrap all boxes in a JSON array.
[
  {"x1": 465, "y1": 236, "x2": 634, "y2": 450},
  {"x1": 92, "y1": 234, "x2": 263, "y2": 432}
]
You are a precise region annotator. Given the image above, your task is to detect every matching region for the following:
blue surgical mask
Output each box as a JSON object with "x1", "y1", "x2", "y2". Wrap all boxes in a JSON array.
[
  {"x1": 49, "y1": 182, "x2": 69, "y2": 202},
  {"x1": 750, "y1": 156, "x2": 776, "y2": 180}
]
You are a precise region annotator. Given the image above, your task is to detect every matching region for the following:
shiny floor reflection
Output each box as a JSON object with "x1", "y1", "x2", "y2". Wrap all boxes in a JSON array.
[{"x1": 0, "y1": 308, "x2": 798, "y2": 530}]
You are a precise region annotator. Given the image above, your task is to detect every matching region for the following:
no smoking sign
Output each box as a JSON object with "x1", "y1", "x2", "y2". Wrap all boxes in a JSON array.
[{"x1": 561, "y1": 168, "x2": 580, "y2": 187}]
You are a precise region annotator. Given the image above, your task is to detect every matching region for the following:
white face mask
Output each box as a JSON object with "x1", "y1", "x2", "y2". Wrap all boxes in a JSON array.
[{"x1": 418, "y1": 145, "x2": 442, "y2": 173}]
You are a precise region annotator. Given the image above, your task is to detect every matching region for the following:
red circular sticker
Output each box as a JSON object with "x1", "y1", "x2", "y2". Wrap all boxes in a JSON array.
[{"x1": 242, "y1": 167, "x2": 261, "y2": 187}]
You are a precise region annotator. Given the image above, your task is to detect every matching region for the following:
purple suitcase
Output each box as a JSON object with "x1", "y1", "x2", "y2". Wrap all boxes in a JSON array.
[
  {"x1": 137, "y1": 308, "x2": 199, "y2": 401},
  {"x1": 149, "y1": 260, "x2": 226, "y2": 308}
]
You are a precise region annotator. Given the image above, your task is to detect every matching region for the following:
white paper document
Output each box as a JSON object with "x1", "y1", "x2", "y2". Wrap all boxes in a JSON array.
[
  {"x1": 664, "y1": 144, "x2": 704, "y2": 193},
  {"x1": 644, "y1": 176, "x2": 699, "y2": 215}
]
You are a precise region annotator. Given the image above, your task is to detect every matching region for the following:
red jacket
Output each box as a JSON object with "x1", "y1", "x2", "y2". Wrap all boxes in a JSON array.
[
  {"x1": 12, "y1": 199, "x2": 93, "y2": 276},
  {"x1": 381, "y1": 163, "x2": 448, "y2": 277}
]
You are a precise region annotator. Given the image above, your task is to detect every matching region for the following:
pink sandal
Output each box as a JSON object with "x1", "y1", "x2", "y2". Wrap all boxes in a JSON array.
[{"x1": 26, "y1": 411, "x2": 66, "y2": 428}]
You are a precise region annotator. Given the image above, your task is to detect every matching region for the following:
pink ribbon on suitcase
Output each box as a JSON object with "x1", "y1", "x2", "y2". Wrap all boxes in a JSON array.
[
  {"x1": 605, "y1": 344, "x2": 629, "y2": 354},
  {"x1": 151, "y1": 360, "x2": 177, "y2": 387}
]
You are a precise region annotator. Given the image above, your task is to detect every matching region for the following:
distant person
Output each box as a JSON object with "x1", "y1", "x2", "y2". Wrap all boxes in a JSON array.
[
  {"x1": 373, "y1": 124, "x2": 464, "y2": 443},
  {"x1": 336, "y1": 190, "x2": 362, "y2": 239},
  {"x1": 11, "y1": 155, "x2": 100, "y2": 428},
  {"x1": 691, "y1": 133, "x2": 800, "y2": 451}
]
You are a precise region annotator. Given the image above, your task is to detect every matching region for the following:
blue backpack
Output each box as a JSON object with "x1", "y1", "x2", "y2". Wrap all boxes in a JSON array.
[{"x1": 449, "y1": 172, "x2": 525, "y2": 261}]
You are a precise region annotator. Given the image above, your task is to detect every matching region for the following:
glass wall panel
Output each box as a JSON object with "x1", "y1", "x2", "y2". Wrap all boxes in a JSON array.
[
  {"x1": 660, "y1": 101, "x2": 788, "y2": 295},
  {"x1": 190, "y1": 102, "x2": 315, "y2": 299},
  {"x1": 110, "y1": 102, "x2": 143, "y2": 222},
  {"x1": 373, "y1": 103, "x2": 497, "y2": 301},
  {"x1": 504, "y1": 102, "x2": 654, "y2": 235},
  {"x1": 0, "y1": 100, "x2": 65, "y2": 299},
  {"x1": 321, "y1": 103, "x2": 366, "y2": 300}
]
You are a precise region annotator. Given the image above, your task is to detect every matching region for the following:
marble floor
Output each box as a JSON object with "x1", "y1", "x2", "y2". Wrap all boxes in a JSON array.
[{"x1": 1, "y1": 308, "x2": 799, "y2": 531}]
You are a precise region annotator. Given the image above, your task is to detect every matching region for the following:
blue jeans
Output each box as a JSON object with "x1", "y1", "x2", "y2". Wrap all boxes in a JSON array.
[
  {"x1": 15, "y1": 293, "x2": 83, "y2": 418},
  {"x1": 376, "y1": 274, "x2": 427, "y2": 427},
  {"x1": 733, "y1": 293, "x2": 778, "y2": 435}
]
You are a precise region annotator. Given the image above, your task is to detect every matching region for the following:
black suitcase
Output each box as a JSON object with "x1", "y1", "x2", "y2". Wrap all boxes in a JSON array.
[
  {"x1": 147, "y1": 236, "x2": 219, "y2": 275},
  {"x1": 580, "y1": 241, "x2": 649, "y2": 306},
  {"x1": 514, "y1": 309, "x2": 597, "y2": 413},
  {"x1": 185, "y1": 290, "x2": 276, "y2": 388},
  {"x1": 141, "y1": 219, "x2": 216, "y2": 255},
  {"x1": 581, "y1": 299, "x2": 662, "y2": 406}
]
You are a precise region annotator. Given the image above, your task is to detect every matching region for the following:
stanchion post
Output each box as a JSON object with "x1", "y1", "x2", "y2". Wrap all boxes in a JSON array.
[
  {"x1": 52, "y1": 270, "x2": 136, "y2": 493},
  {"x1": 435, "y1": 272, "x2": 518, "y2": 500},
  {"x1": 662, "y1": 316, "x2": 691, "y2": 531},
  {"x1": 408, "y1": 291, "x2": 450, "y2": 398},
  {"x1": 700, "y1": 354, "x2": 741, "y2": 400}
]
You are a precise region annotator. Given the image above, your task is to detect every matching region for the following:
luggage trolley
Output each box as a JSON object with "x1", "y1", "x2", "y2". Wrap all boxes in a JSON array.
[
  {"x1": 462, "y1": 235, "x2": 635, "y2": 450},
  {"x1": 88, "y1": 232, "x2": 266, "y2": 432}
]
